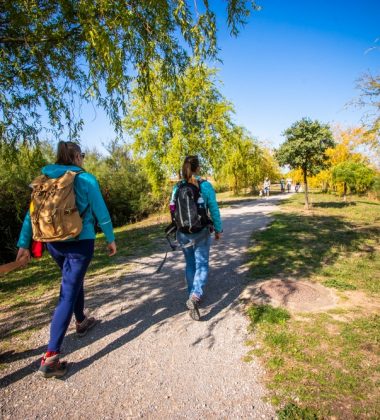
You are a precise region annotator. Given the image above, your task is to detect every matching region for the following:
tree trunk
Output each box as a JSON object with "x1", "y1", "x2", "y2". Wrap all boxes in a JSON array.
[
  {"x1": 343, "y1": 182, "x2": 347, "y2": 202},
  {"x1": 303, "y1": 169, "x2": 309, "y2": 209},
  {"x1": 234, "y1": 173, "x2": 239, "y2": 196}
]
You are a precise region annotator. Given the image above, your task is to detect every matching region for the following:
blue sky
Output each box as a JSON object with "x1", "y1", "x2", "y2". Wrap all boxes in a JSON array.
[{"x1": 79, "y1": 0, "x2": 380, "y2": 152}]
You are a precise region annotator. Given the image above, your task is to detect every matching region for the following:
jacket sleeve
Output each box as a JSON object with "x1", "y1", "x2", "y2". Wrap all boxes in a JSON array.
[
  {"x1": 202, "y1": 182, "x2": 222, "y2": 233},
  {"x1": 171, "y1": 184, "x2": 178, "y2": 201},
  {"x1": 86, "y1": 175, "x2": 115, "y2": 243},
  {"x1": 17, "y1": 211, "x2": 33, "y2": 249}
]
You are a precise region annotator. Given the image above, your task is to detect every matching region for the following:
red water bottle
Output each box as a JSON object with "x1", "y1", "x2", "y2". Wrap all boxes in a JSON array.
[{"x1": 31, "y1": 241, "x2": 44, "y2": 258}]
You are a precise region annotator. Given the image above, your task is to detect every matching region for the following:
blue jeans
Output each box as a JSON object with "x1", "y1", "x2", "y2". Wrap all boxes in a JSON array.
[
  {"x1": 177, "y1": 228, "x2": 211, "y2": 299},
  {"x1": 46, "y1": 239, "x2": 94, "y2": 352}
]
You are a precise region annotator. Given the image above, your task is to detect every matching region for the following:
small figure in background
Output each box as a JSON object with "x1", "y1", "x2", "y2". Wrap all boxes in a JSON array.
[
  {"x1": 286, "y1": 178, "x2": 292, "y2": 193},
  {"x1": 280, "y1": 178, "x2": 285, "y2": 193},
  {"x1": 263, "y1": 177, "x2": 271, "y2": 198}
]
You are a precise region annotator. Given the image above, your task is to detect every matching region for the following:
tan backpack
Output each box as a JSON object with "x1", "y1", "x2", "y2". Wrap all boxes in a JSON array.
[{"x1": 29, "y1": 171, "x2": 84, "y2": 241}]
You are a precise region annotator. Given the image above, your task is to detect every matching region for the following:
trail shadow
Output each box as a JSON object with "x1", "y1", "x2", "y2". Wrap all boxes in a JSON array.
[
  {"x1": 313, "y1": 201, "x2": 357, "y2": 209},
  {"x1": 247, "y1": 211, "x2": 378, "y2": 281},
  {"x1": 0, "y1": 223, "x2": 166, "y2": 342},
  {"x1": 1, "y1": 203, "x2": 272, "y2": 388}
]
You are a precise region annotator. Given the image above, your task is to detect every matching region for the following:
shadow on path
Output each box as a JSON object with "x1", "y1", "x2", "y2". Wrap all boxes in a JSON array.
[{"x1": 1, "y1": 202, "x2": 271, "y2": 388}]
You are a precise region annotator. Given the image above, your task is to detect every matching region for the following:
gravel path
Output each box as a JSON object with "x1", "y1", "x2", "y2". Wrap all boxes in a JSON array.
[{"x1": 1, "y1": 196, "x2": 285, "y2": 419}]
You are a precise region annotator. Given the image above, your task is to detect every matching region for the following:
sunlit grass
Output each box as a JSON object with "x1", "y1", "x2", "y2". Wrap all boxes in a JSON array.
[
  {"x1": 248, "y1": 309, "x2": 380, "y2": 418},
  {"x1": 246, "y1": 193, "x2": 380, "y2": 417}
]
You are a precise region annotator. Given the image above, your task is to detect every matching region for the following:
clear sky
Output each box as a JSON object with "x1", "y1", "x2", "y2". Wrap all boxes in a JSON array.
[{"x1": 79, "y1": 0, "x2": 380, "y2": 152}]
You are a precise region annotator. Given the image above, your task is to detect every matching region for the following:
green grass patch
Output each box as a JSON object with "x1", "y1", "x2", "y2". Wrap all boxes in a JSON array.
[
  {"x1": 322, "y1": 279, "x2": 357, "y2": 290},
  {"x1": 245, "y1": 193, "x2": 380, "y2": 417},
  {"x1": 247, "y1": 304, "x2": 290, "y2": 327},
  {"x1": 277, "y1": 403, "x2": 319, "y2": 420},
  {"x1": 248, "y1": 192, "x2": 380, "y2": 294},
  {"x1": 248, "y1": 309, "x2": 380, "y2": 418}
]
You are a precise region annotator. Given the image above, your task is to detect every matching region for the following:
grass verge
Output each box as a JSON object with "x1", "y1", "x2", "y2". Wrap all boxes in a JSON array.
[{"x1": 245, "y1": 193, "x2": 380, "y2": 418}]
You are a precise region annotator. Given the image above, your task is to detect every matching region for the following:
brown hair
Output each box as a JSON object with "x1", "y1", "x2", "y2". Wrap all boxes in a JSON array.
[
  {"x1": 182, "y1": 155, "x2": 200, "y2": 181},
  {"x1": 56, "y1": 141, "x2": 81, "y2": 165}
]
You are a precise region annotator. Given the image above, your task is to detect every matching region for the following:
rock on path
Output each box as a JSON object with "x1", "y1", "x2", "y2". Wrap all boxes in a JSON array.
[{"x1": 1, "y1": 196, "x2": 285, "y2": 419}]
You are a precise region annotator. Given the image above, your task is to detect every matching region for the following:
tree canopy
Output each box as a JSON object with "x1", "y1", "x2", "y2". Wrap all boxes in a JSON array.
[
  {"x1": 276, "y1": 118, "x2": 335, "y2": 208},
  {"x1": 332, "y1": 161, "x2": 376, "y2": 197},
  {"x1": 123, "y1": 62, "x2": 235, "y2": 196},
  {"x1": 0, "y1": 0, "x2": 260, "y2": 145}
]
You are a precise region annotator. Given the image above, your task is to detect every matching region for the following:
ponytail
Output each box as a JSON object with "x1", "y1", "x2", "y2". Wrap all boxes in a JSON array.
[
  {"x1": 56, "y1": 141, "x2": 81, "y2": 165},
  {"x1": 182, "y1": 155, "x2": 200, "y2": 181}
]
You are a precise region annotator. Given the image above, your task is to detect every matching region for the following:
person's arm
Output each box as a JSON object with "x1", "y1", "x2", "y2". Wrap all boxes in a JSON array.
[
  {"x1": 203, "y1": 182, "x2": 222, "y2": 235},
  {"x1": 16, "y1": 211, "x2": 32, "y2": 263},
  {"x1": 86, "y1": 175, "x2": 116, "y2": 252},
  {"x1": 17, "y1": 211, "x2": 33, "y2": 249}
]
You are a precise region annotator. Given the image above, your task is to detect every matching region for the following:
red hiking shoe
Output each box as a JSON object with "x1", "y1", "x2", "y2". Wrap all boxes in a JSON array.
[{"x1": 38, "y1": 353, "x2": 67, "y2": 378}]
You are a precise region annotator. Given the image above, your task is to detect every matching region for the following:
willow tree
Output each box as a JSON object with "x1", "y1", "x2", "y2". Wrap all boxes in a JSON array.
[
  {"x1": 0, "y1": 0, "x2": 260, "y2": 145},
  {"x1": 123, "y1": 62, "x2": 234, "y2": 196},
  {"x1": 276, "y1": 118, "x2": 335, "y2": 209},
  {"x1": 216, "y1": 127, "x2": 280, "y2": 195}
]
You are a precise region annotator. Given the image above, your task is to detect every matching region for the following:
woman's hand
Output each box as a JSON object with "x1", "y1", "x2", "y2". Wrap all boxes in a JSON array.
[
  {"x1": 215, "y1": 232, "x2": 222, "y2": 240},
  {"x1": 16, "y1": 248, "x2": 31, "y2": 265},
  {"x1": 107, "y1": 241, "x2": 117, "y2": 256}
]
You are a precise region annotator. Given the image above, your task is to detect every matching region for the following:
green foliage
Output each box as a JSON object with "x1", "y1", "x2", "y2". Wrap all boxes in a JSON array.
[
  {"x1": 370, "y1": 174, "x2": 380, "y2": 199},
  {"x1": 0, "y1": 142, "x2": 53, "y2": 262},
  {"x1": 276, "y1": 118, "x2": 335, "y2": 207},
  {"x1": 277, "y1": 403, "x2": 319, "y2": 420},
  {"x1": 0, "y1": 0, "x2": 260, "y2": 144},
  {"x1": 247, "y1": 305, "x2": 290, "y2": 327},
  {"x1": 84, "y1": 142, "x2": 156, "y2": 225},
  {"x1": 215, "y1": 127, "x2": 281, "y2": 194},
  {"x1": 276, "y1": 118, "x2": 335, "y2": 176},
  {"x1": 332, "y1": 160, "x2": 376, "y2": 195},
  {"x1": 125, "y1": 61, "x2": 280, "y2": 197},
  {"x1": 124, "y1": 62, "x2": 235, "y2": 196},
  {"x1": 216, "y1": 128, "x2": 260, "y2": 194}
]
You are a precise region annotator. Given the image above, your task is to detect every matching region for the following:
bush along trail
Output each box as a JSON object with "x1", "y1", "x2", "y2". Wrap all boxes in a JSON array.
[{"x1": 0, "y1": 195, "x2": 287, "y2": 419}]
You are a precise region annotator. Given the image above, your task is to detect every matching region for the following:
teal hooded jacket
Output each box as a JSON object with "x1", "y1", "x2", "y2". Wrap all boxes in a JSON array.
[
  {"x1": 17, "y1": 164, "x2": 115, "y2": 249},
  {"x1": 171, "y1": 177, "x2": 222, "y2": 233}
]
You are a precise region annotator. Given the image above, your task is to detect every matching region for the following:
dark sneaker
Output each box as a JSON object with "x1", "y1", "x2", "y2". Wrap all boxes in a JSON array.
[
  {"x1": 76, "y1": 316, "x2": 99, "y2": 337},
  {"x1": 38, "y1": 353, "x2": 67, "y2": 378},
  {"x1": 186, "y1": 298, "x2": 201, "y2": 321}
]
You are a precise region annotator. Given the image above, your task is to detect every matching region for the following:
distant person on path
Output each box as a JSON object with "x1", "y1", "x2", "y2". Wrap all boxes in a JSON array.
[
  {"x1": 263, "y1": 177, "x2": 271, "y2": 198},
  {"x1": 295, "y1": 182, "x2": 301, "y2": 193},
  {"x1": 280, "y1": 178, "x2": 285, "y2": 193},
  {"x1": 170, "y1": 156, "x2": 222, "y2": 321},
  {"x1": 16, "y1": 141, "x2": 117, "y2": 378},
  {"x1": 286, "y1": 178, "x2": 292, "y2": 193}
]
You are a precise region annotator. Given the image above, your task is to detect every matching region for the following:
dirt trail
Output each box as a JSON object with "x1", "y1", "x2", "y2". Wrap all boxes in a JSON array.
[{"x1": 1, "y1": 196, "x2": 285, "y2": 419}]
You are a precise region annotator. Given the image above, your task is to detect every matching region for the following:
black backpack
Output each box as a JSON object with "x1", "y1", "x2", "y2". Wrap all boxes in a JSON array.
[{"x1": 172, "y1": 180, "x2": 210, "y2": 233}]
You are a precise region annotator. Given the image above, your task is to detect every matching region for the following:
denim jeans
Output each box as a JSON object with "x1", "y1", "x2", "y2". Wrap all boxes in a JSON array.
[
  {"x1": 46, "y1": 239, "x2": 95, "y2": 352},
  {"x1": 177, "y1": 228, "x2": 211, "y2": 299}
]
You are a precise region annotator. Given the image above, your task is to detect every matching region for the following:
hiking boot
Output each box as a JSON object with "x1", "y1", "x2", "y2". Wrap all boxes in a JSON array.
[
  {"x1": 186, "y1": 298, "x2": 201, "y2": 321},
  {"x1": 75, "y1": 316, "x2": 99, "y2": 337},
  {"x1": 38, "y1": 353, "x2": 67, "y2": 378}
]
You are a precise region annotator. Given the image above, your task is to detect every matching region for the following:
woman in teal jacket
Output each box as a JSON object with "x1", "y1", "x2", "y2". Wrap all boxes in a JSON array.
[
  {"x1": 16, "y1": 141, "x2": 117, "y2": 378},
  {"x1": 171, "y1": 155, "x2": 222, "y2": 321}
]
